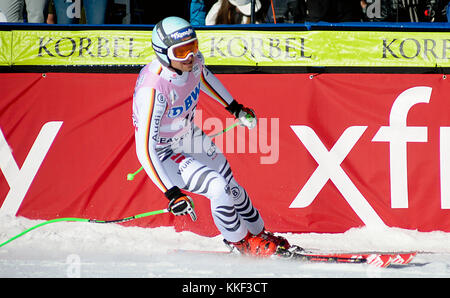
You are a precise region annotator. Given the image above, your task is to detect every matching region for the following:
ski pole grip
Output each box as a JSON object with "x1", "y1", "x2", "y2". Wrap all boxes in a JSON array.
[{"x1": 187, "y1": 206, "x2": 197, "y2": 222}]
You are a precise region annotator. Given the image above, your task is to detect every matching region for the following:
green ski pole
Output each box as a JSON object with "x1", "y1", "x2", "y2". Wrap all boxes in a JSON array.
[{"x1": 0, "y1": 208, "x2": 168, "y2": 249}]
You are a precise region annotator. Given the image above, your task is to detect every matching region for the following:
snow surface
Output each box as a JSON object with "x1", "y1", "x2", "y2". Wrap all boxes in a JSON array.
[{"x1": 1, "y1": 215, "x2": 450, "y2": 278}]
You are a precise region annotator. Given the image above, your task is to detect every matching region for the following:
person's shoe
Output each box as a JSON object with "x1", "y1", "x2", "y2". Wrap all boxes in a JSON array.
[
  {"x1": 256, "y1": 229, "x2": 291, "y2": 250},
  {"x1": 224, "y1": 230, "x2": 291, "y2": 257}
]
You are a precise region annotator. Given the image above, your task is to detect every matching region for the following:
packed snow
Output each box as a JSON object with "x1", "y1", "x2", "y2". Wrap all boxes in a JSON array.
[{"x1": 1, "y1": 215, "x2": 450, "y2": 278}]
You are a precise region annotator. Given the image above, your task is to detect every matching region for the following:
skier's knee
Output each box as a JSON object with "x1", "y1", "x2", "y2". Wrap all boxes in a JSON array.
[{"x1": 179, "y1": 157, "x2": 228, "y2": 198}]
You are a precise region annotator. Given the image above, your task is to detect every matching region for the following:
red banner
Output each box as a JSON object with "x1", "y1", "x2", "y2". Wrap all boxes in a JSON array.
[{"x1": 1, "y1": 72, "x2": 450, "y2": 235}]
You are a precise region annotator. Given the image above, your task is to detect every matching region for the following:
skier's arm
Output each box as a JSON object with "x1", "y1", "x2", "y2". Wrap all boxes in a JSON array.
[
  {"x1": 200, "y1": 66, "x2": 256, "y2": 129},
  {"x1": 200, "y1": 65, "x2": 234, "y2": 108},
  {"x1": 134, "y1": 87, "x2": 176, "y2": 193}
]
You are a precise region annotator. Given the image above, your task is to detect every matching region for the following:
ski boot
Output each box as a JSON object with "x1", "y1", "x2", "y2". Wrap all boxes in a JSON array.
[
  {"x1": 256, "y1": 230, "x2": 291, "y2": 251},
  {"x1": 224, "y1": 230, "x2": 294, "y2": 257}
]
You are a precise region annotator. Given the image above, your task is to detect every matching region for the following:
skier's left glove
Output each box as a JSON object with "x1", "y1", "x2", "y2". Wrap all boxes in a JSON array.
[
  {"x1": 225, "y1": 100, "x2": 257, "y2": 129},
  {"x1": 165, "y1": 186, "x2": 197, "y2": 222}
]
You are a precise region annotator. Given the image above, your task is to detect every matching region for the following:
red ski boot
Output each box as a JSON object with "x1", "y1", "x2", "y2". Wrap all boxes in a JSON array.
[
  {"x1": 256, "y1": 229, "x2": 291, "y2": 250},
  {"x1": 224, "y1": 230, "x2": 291, "y2": 257}
]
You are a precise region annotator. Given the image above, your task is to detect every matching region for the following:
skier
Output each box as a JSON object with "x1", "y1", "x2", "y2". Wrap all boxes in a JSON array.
[{"x1": 132, "y1": 16, "x2": 289, "y2": 257}]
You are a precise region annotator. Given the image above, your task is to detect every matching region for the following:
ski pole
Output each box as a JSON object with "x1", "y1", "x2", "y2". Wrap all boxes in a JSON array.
[
  {"x1": 126, "y1": 119, "x2": 244, "y2": 181},
  {"x1": 0, "y1": 208, "x2": 169, "y2": 249},
  {"x1": 207, "y1": 120, "x2": 241, "y2": 138},
  {"x1": 126, "y1": 167, "x2": 144, "y2": 181}
]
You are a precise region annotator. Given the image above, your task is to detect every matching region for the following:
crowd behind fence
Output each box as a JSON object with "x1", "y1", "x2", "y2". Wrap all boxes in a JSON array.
[{"x1": 0, "y1": 0, "x2": 449, "y2": 26}]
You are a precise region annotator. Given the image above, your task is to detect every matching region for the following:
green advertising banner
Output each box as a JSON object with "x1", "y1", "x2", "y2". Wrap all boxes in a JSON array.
[
  {"x1": 2, "y1": 29, "x2": 450, "y2": 67},
  {"x1": 0, "y1": 31, "x2": 12, "y2": 66},
  {"x1": 202, "y1": 30, "x2": 450, "y2": 67},
  {"x1": 11, "y1": 30, "x2": 153, "y2": 65}
]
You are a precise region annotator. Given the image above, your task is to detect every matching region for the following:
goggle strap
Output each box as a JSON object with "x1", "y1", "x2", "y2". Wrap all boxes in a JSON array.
[
  {"x1": 155, "y1": 20, "x2": 177, "y2": 48},
  {"x1": 152, "y1": 43, "x2": 167, "y2": 55}
]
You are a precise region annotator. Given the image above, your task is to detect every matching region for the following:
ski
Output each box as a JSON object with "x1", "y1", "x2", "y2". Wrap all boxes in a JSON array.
[
  {"x1": 276, "y1": 247, "x2": 388, "y2": 268},
  {"x1": 171, "y1": 247, "x2": 417, "y2": 268},
  {"x1": 282, "y1": 248, "x2": 417, "y2": 268},
  {"x1": 293, "y1": 248, "x2": 417, "y2": 265},
  {"x1": 391, "y1": 252, "x2": 417, "y2": 264}
]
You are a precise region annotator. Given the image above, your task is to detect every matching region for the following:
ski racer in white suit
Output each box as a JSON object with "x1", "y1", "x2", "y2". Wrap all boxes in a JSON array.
[{"x1": 132, "y1": 16, "x2": 289, "y2": 256}]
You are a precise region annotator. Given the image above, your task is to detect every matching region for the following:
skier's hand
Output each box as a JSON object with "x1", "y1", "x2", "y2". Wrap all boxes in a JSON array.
[
  {"x1": 225, "y1": 100, "x2": 257, "y2": 129},
  {"x1": 168, "y1": 195, "x2": 194, "y2": 216},
  {"x1": 165, "y1": 187, "x2": 197, "y2": 221},
  {"x1": 238, "y1": 107, "x2": 257, "y2": 129}
]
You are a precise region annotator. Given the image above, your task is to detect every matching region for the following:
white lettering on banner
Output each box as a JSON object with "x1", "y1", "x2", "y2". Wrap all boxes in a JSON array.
[
  {"x1": 372, "y1": 86, "x2": 431, "y2": 208},
  {"x1": 289, "y1": 86, "x2": 446, "y2": 226},
  {"x1": 440, "y1": 127, "x2": 450, "y2": 209},
  {"x1": 290, "y1": 125, "x2": 386, "y2": 228},
  {"x1": 0, "y1": 121, "x2": 63, "y2": 216}
]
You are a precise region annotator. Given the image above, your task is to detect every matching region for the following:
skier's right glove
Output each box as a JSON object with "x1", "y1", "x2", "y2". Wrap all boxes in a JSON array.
[{"x1": 165, "y1": 186, "x2": 197, "y2": 221}]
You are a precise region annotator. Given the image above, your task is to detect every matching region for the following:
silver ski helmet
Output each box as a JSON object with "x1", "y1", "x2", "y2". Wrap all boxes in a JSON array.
[{"x1": 152, "y1": 16, "x2": 198, "y2": 67}]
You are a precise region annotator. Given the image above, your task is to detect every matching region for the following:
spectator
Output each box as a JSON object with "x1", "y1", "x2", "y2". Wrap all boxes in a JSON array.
[
  {"x1": 265, "y1": 0, "x2": 306, "y2": 23},
  {"x1": 190, "y1": 0, "x2": 216, "y2": 25},
  {"x1": 305, "y1": 0, "x2": 363, "y2": 22},
  {"x1": 53, "y1": 0, "x2": 108, "y2": 24},
  {"x1": 0, "y1": 0, "x2": 49, "y2": 23},
  {"x1": 390, "y1": 0, "x2": 420, "y2": 22},
  {"x1": 0, "y1": 8, "x2": 6, "y2": 22},
  {"x1": 423, "y1": 0, "x2": 449, "y2": 22},
  {"x1": 447, "y1": 1, "x2": 450, "y2": 21},
  {"x1": 363, "y1": 0, "x2": 423, "y2": 22},
  {"x1": 206, "y1": 0, "x2": 265, "y2": 25},
  {"x1": 46, "y1": 0, "x2": 55, "y2": 24}
]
